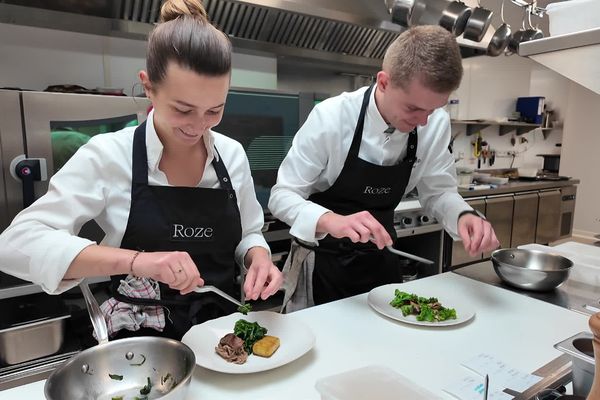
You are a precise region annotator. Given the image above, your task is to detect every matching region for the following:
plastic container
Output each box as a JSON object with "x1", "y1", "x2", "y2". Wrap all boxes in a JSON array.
[
  {"x1": 315, "y1": 365, "x2": 442, "y2": 400},
  {"x1": 546, "y1": 0, "x2": 600, "y2": 36}
]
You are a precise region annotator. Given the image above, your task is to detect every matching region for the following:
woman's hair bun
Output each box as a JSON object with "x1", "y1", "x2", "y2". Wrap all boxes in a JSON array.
[{"x1": 160, "y1": 0, "x2": 208, "y2": 22}]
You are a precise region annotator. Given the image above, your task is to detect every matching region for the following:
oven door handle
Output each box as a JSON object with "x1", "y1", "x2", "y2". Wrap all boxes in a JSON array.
[{"x1": 9, "y1": 155, "x2": 47, "y2": 208}]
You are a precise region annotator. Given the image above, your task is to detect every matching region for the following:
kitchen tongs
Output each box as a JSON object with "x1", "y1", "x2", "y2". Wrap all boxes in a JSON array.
[{"x1": 194, "y1": 285, "x2": 243, "y2": 307}]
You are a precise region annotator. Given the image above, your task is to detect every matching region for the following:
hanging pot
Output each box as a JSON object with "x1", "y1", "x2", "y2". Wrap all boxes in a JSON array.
[
  {"x1": 463, "y1": 0, "x2": 494, "y2": 42},
  {"x1": 487, "y1": 0, "x2": 512, "y2": 56},
  {"x1": 439, "y1": 0, "x2": 473, "y2": 36},
  {"x1": 390, "y1": 0, "x2": 426, "y2": 27}
]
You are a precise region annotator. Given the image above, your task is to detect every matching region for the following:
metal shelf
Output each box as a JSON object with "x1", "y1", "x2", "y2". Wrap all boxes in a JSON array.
[{"x1": 451, "y1": 119, "x2": 542, "y2": 136}]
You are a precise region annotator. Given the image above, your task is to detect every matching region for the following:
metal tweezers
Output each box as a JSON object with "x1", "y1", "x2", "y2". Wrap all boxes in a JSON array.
[
  {"x1": 484, "y1": 374, "x2": 489, "y2": 400},
  {"x1": 194, "y1": 285, "x2": 243, "y2": 307}
]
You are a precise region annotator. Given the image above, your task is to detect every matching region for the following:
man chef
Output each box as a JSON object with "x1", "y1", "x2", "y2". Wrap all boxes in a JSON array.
[{"x1": 269, "y1": 25, "x2": 500, "y2": 310}]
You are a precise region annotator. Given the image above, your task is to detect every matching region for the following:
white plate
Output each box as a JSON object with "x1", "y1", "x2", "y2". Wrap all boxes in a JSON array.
[
  {"x1": 181, "y1": 311, "x2": 315, "y2": 374},
  {"x1": 367, "y1": 284, "x2": 475, "y2": 327}
]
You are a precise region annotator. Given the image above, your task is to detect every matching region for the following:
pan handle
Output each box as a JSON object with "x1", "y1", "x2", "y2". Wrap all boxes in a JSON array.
[{"x1": 80, "y1": 281, "x2": 109, "y2": 345}]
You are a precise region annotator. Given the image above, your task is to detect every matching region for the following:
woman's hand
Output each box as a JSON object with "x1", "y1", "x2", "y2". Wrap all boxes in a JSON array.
[
  {"x1": 132, "y1": 251, "x2": 204, "y2": 295},
  {"x1": 243, "y1": 247, "x2": 283, "y2": 301}
]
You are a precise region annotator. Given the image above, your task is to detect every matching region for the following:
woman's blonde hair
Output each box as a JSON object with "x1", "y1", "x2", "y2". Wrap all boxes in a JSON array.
[
  {"x1": 382, "y1": 25, "x2": 463, "y2": 93},
  {"x1": 146, "y1": 0, "x2": 232, "y2": 84}
]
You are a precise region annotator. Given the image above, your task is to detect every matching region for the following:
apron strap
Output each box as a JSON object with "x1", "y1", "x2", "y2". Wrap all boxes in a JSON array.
[
  {"x1": 132, "y1": 121, "x2": 149, "y2": 185},
  {"x1": 347, "y1": 85, "x2": 375, "y2": 160},
  {"x1": 403, "y1": 128, "x2": 418, "y2": 164},
  {"x1": 212, "y1": 146, "x2": 235, "y2": 192}
]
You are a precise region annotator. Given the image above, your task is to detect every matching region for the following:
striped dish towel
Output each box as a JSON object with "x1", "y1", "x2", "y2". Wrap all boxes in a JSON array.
[{"x1": 99, "y1": 276, "x2": 165, "y2": 337}]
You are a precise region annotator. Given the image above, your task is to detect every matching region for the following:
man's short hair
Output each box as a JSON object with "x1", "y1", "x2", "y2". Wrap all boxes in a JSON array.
[{"x1": 382, "y1": 25, "x2": 463, "y2": 93}]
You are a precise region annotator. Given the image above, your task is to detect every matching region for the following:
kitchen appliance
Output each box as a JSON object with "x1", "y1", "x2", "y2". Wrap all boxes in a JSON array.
[
  {"x1": 214, "y1": 88, "x2": 308, "y2": 210},
  {"x1": 0, "y1": 90, "x2": 150, "y2": 387},
  {"x1": 44, "y1": 282, "x2": 195, "y2": 400},
  {"x1": 491, "y1": 248, "x2": 573, "y2": 291},
  {"x1": 0, "y1": 89, "x2": 149, "y2": 231},
  {"x1": 393, "y1": 197, "x2": 444, "y2": 278}
]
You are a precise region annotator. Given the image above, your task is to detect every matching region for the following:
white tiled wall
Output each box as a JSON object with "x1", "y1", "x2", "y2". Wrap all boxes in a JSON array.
[{"x1": 452, "y1": 55, "x2": 565, "y2": 172}]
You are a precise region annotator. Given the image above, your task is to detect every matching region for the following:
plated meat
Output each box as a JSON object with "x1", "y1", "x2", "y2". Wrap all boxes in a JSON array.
[{"x1": 215, "y1": 333, "x2": 248, "y2": 364}]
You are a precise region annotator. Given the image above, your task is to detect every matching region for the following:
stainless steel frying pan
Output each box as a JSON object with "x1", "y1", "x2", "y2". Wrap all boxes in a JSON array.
[{"x1": 44, "y1": 281, "x2": 196, "y2": 400}]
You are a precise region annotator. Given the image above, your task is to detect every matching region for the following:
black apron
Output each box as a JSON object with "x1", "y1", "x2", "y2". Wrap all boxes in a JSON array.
[
  {"x1": 307, "y1": 85, "x2": 418, "y2": 305},
  {"x1": 110, "y1": 121, "x2": 242, "y2": 340}
]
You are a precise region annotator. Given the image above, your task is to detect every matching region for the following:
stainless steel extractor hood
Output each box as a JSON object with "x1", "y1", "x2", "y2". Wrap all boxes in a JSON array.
[
  {"x1": 519, "y1": 28, "x2": 600, "y2": 95},
  {"x1": 0, "y1": 0, "x2": 486, "y2": 71}
]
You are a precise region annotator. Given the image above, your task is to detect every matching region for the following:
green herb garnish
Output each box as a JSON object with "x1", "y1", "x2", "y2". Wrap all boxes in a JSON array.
[
  {"x1": 130, "y1": 353, "x2": 146, "y2": 366},
  {"x1": 111, "y1": 396, "x2": 124, "y2": 400},
  {"x1": 108, "y1": 373, "x2": 123, "y2": 381},
  {"x1": 234, "y1": 319, "x2": 267, "y2": 354},
  {"x1": 390, "y1": 289, "x2": 457, "y2": 322},
  {"x1": 140, "y1": 376, "x2": 152, "y2": 395},
  {"x1": 237, "y1": 303, "x2": 252, "y2": 315},
  {"x1": 160, "y1": 372, "x2": 172, "y2": 385}
]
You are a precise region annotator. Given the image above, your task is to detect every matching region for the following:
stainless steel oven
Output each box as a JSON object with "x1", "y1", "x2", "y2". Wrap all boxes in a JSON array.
[
  {"x1": 393, "y1": 200, "x2": 444, "y2": 279},
  {"x1": 0, "y1": 90, "x2": 151, "y2": 385},
  {"x1": 0, "y1": 89, "x2": 150, "y2": 226},
  {"x1": 0, "y1": 89, "x2": 150, "y2": 294}
]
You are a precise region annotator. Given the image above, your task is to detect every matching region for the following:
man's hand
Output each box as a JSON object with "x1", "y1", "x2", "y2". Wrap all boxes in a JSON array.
[
  {"x1": 243, "y1": 247, "x2": 283, "y2": 301},
  {"x1": 457, "y1": 213, "x2": 500, "y2": 256},
  {"x1": 316, "y1": 211, "x2": 392, "y2": 249}
]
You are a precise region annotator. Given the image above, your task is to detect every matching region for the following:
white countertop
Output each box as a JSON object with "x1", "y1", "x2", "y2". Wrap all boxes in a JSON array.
[{"x1": 2, "y1": 272, "x2": 590, "y2": 399}]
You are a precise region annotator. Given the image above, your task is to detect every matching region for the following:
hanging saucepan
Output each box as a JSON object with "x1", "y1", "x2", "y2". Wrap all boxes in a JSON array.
[
  {"x1": 506, "y1": 5, "x2": 543, "y2": 55},
  {"x1": 44, "y1": 281, "x2": 196, "y2": 400},
  {"x1": 389, "y1": 0, "x2": 426, "y2": 27},
  {"x1": 521, "y1": 6, "x2": 544, "y2": 42},
  {"x1": 463, "y1": 0, "x2": 494, "y2": 42},
  {"x1": 439, "y1": 0, "x2": 473, "y2": 37},
  {"x1": 506, "y1": 5, "x2": 528, "y2": 55},
  {"x1": 487, "y1": 0, "x2": 512, "y2": 56}
]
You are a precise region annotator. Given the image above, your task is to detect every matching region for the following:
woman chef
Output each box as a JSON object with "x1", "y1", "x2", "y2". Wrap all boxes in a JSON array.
[
  {"x1": 0, "y1": 0, "x2": 283, "y2": 340},
  {"x1": 269, "y1": 26, "x2": 499, "y2": 311}
]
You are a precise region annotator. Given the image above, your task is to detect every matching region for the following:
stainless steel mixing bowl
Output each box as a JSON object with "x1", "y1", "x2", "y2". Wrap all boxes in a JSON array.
[{"x1": 491, "y1": 248, "x2": 573, "y2": 291}]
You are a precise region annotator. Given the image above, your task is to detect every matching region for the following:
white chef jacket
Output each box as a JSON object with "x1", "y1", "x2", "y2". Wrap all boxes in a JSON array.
[
  {"x1": 268, "y1": 85, "x2": 471, "y2": 243},
  {"x1": 0, "y1": 110, "x2": 269, "y2": 294}
]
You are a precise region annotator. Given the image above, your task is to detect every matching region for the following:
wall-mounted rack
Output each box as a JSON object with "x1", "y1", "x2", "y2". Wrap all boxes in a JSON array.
[{"x1": 451, "y1": 119, "x2": 558, "y2": 138}]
